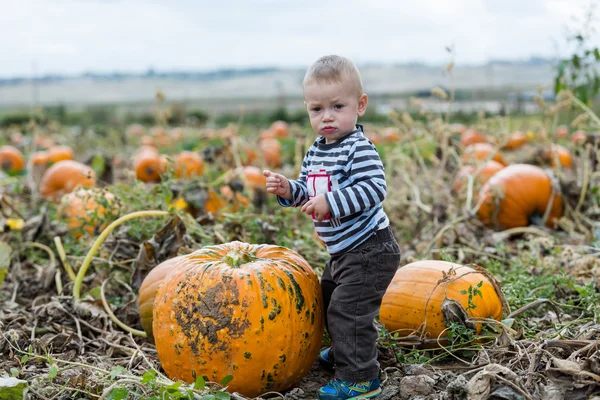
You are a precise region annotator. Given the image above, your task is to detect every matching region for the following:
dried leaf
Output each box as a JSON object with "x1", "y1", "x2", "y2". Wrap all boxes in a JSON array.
[
  {"x1": 131, "y1": 215, "x2": 186, "y2": 290},
  {"x1": 0, "y1": 242, "x2": 11, "y2": 289}
]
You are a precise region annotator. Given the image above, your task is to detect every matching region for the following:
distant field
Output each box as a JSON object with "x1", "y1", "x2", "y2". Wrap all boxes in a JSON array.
[{"x1": 0, "y1": 63, "x2": 556, "y2": 114}]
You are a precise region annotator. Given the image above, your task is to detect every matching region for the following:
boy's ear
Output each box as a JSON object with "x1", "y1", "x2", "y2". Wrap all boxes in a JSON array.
[{"x1": 357, "y1": 94, "x2": 368, "y2": 116}]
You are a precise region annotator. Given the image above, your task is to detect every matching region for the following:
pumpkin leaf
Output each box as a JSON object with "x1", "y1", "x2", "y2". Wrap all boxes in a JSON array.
[
  {"x1": 219, "y1": 375, "x2": 233, "y2": 386},
  {"x1": 141, "y1": 369, "x2": 157, "y2": 385},
  {"x1": 106, "y1": 388, "x2": 129, "y2": 400},
  {"x1": 194, "y1": 376, "x2": 205, "y2": 390},
  {"x1": 214, "y1": 392, "x2": 231, "y2": 400},
  {"x1": 0, "y1": 242, "x2": 11, "y2": 289}
]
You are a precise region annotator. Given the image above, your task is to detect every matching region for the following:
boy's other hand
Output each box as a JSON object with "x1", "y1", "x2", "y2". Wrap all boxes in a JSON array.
[
  {"x1": 301, "y1": 194, "x2": 330, "y2": 222},
  {"x1": 264, "y1": 170, "x2": 292, "y2": 200}
]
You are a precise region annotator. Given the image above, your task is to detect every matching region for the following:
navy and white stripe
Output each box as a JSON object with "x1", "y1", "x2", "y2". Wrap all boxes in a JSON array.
[{"x1": 278, "y1": 125, "x2": 389, "y2": 255}]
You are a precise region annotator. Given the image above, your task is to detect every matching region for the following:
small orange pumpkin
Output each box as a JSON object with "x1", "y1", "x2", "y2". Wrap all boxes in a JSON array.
[
  {"x1": 461, "y1": 143, "x2": 508, "y2": 166},
  {"x1": 133, "y1": 150, "x2": 166, "y2": 183},
  {"x1": 570, "y1": 130, "x2": 587, "y2": 144},
  {"x1": 58, "y1": 188, "x2": 119, "y2": 237},
  {"x1": 39, "y1": 160, "x2": 96, "y2": 201},
  {"x1": 542, "y1": 144, "x2": 573, "y2": 168},
  {"x1": 47, "y1": 145, "x2": 74, "y2": 164},
  {"x1": 270, "y1": 120, "x2": 289, "y2": 138},
  {"x1": 29, "y1": 151, "x2": 49, "y2": 167},
  {"x1": 452, "y1": 160, "x2": 504, "y2": 194},
  {"x1": 380, "y1": 260, "x2": 504, "y2": 342},
  {"x1": 0, "y1": 145, "x2": 26, "y2": 174},
  {"x1": 153, "y1": 241, "x2": 324, "y2": 398},
  {"x1": 137, "y1": 256, "x2": 186, "y2": 342},
  {"x1": 126, "y1": 123, "x2": 146, "y2": 137},
  {"x1": 381, "y1": 127, "x2": 401, "y2": 143},
  {"x1": 477, "y1": 163, "x2": 563, "y2": 229},
  {"x1": 173, "y1": 151, "x2": 204, "y2": 178},
  {"x1": 259, "y1": 138, "x2": 282, "y2": 168},
  {"x1": 460, "y1": 129, "x2": 487, "y2": 147},
  {"x1": 502, "y1": 131, "x2": 528, "y2": 150},
  {"x1": 554, "y1": 125, "x2": 569, "y2": 139}
]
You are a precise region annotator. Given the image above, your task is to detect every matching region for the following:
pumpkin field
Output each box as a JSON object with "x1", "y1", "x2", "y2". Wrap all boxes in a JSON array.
[{"x1": 0, "y1": 87, "x2": 599, "y2": 400}]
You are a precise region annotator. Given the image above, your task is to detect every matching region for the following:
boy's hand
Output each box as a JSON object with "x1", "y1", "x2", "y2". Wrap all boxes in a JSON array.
[
  {"x1": 301, "y1": 194, "x2": 330, "y2": 222},
  {"x1": 264, "y1": 170, "x2": 292, "y2": 200}
]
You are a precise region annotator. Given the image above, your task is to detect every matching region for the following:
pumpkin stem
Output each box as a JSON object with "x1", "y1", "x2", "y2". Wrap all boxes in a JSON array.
[
  {"x1": 221, "y1": 249, "x2": 258, "y2": 268},
  {"x1": 73, "y1": 210, "x2": 171, "y2": 300}
]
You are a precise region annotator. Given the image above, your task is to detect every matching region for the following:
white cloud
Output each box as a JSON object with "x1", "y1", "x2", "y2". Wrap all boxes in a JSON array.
[{"x1": 0, "y1": 0, "x2": 597, "y2": 77}]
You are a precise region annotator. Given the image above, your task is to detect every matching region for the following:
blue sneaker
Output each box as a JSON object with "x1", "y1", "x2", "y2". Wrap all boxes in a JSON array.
[
  {"x1": 317, "y1": 347, "x2": 335, "y2": 370},
  {"x1": 317, "y1": 377, "x2": 382, "y2": 399}
]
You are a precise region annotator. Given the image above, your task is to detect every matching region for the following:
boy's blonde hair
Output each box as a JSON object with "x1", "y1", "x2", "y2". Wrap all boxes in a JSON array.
[{"x1": 302, "y1": 55, "x2": 363, "y2": 98}]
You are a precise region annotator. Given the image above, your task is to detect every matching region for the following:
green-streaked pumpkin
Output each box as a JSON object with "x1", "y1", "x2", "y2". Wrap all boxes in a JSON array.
[
  {"x1": 153, "y1": 241, "x2": 324, "y2": 398},
  {"x1": 476, "y1": 163, "x2": 563, "y2": 229},
  {"x1": 380, "y1": 260, "x2": 504, "y2": 342},
  {"x1": 137, "y1": 256, "x2": 186, "y2": 343}
]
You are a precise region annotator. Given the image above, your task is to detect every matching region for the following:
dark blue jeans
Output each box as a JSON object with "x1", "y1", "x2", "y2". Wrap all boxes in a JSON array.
[{"x1": 320, "y1": 226, "x2": 401, "y2": 382}]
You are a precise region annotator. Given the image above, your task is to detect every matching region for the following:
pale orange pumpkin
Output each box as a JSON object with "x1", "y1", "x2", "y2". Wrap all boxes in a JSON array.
[
  {"x1": 126, "y1": 123, "x2": 146, "y2": 137},
  {"x1": 240, "y1": 166, "x2": 267, "y2": 189},
  {"x1": 29, "y1": 151, "x2": 49, "y2": 167},
  {"x1": 452, "y1": 160, "x2": 505, "y2": 194},
  {"x1": 0, "y1": 145, "x2": 26, "y2": 174},
  {"x1": 461, "y1": 143, "x2": 508, "y2": 166},
  {"x1": 554, "y1": 125, "x2": 569, "y2": 139},
  {"x1": 460, "y1": 129, "x2": 487, "y2": 147},
  {"x1": 380, "y1": 260, "x2": 504, "y2": 341},
  {"x1": 570, "y1": 130, "x2": 587, "y2": 144},
  {"x1": 259, "y1": 138, "x2": 282, "y2": 168},
  {"x1": 39, "y1": 160, "x2": 96, "y2": 201},
  {"x1": 137, "y1": 256, "x2": 186, "y2": 343},
  {"x1": 259, "y1": 129, "x2": 276, "y2": 140},
  {"x1": 381, "y1": 127, "x2": 401, "y2": 143},
  {"x1": 153, "y1": 242, "x2": 324, "y2": 398},
  {"x1": 477, "y1": 164, "x2": 563, "y2": 229},
  {"x1": 58, "y1": 188, "x2": 119, "y2": 237},
  {"x1": 270, "y1": 120, "x2": 289, "y2": 138}
]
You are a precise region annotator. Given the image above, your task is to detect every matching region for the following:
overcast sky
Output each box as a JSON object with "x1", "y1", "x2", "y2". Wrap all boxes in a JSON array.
[{"x1": 0, "y1": 0, "x2": 598, "y2": 77}]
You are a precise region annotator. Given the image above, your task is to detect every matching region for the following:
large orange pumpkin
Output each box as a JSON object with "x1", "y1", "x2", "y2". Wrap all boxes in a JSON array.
[
  {"x1": 39, "y1": 160, "x2": 96, "y2": 201},
  {"x1": 452, "y1": 160, "x2": 504, "y2": 194},
  {"x1": 137, "y1": 256, "x2": 185, "y2": 343},
  {"x1": 477, "y1": 164, "x2": 563, "y2": 229},
  {"x1": 0, "y1": 145, "x2": 26, "y2": 174},
  {"x1": 380, "y1": 260, "x2": 504, "y2": 341},
  {"x1": 461, "y1": 143, "x2": 508, "y2": 166},
  {"x1": 58, "y1": 188, "x2": 119, "y2": 237},
  {"x1": 153, "y1": 241, "x2": 324, "y2": 398}
]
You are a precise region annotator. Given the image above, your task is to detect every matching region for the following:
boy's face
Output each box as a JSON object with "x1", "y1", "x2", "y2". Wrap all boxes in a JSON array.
[{"x1": 303, "y1": 78, "x2": 368, "y2": 144}]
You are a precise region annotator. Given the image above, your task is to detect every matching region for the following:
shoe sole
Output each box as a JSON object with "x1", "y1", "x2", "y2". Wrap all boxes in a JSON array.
[{"x1": 348, "y1": 388, "x2": 382, "y2": 399}]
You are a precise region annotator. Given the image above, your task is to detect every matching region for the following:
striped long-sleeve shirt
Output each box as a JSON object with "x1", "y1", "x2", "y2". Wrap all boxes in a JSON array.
[{"x1": 278, "y1": 125, "x2": 390, "y2": 255}]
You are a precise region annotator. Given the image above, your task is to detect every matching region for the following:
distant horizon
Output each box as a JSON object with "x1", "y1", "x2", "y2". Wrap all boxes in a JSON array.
[{"x1": 0, "y1": 55, "x2": 557, "y2": 81}]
